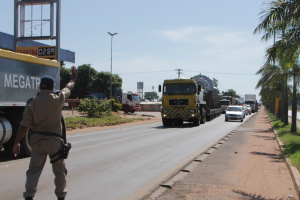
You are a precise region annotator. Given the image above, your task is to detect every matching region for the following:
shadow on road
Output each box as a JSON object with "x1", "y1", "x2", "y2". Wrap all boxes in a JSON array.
[{"x1": 232, "y1": 190, "x2": 273, "y2": 200}]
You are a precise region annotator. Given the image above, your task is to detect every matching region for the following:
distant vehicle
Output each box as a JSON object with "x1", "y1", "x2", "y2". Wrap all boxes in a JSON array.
[
  {"x1": 245, "y1": 105, "x2": 251, "y2": 115},
  {"x1": 225, "y1": 106, "x2": 244, "y2": 122},
  {"x1": 242, "y1": 106, "x2": 247, "y2": 118},
  {"x1": 122, "y1": 92, "x2": 141, "y2": 113},
  {"x1": 222, "y1": 96, "x2": 236, "y2": 105},
  {"x1": 220, "y1": 99, "x2": 231, "y2": 114},
  {"x1": 159, "y1": 78, "x2": 206, "y2": 126},
  {"x1": 245, "y1": 94, "x2": 257, "y2": 113}
]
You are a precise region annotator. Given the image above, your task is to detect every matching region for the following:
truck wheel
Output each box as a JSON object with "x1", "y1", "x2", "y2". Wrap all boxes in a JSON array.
[
  {"x1": 200, "y1": 109, "x2": 206, "y2": 124},
  {"x1": 193, "y1": 117, "x2": 200, "y2": 126},
  {"x1": 162, "y1": 119, "x2": 172, "y2": 127},
  {"x1": 130, "y1": 110, "x2": 135, "y2": 113},
  {"x1": 207, "y1": 114, "x2": 211, "y2": 121},
  {"x1": 200, "y1": 114, "x2": 206, "y2": 124},
  {"x1": 124, "y1": 106, "x2": 129, "y2": 113}
]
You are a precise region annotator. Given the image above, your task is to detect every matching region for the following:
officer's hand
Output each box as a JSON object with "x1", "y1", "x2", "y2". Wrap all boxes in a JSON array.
[
  {"x1": 13, "y1": 143, "x2": 21, "y2": 157},
  {"x1": 71, "y1": 66, "x2": 78, "y2": 82}
]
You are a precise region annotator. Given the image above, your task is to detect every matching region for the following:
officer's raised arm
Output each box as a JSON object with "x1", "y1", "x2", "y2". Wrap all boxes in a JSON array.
[{"x1": 65, "y1": 66, "x2": 78, "y2": 91}]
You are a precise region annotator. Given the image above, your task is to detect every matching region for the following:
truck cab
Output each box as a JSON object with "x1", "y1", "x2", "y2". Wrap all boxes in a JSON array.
[
  {"x1": 159, "y1": 78, "x2": 205, "y2": 126},
  {"x1": 122, "y1": 92, "x2": 141, "y2": 113},
  {"x1": 220, "y1": 99, "x2": 231, "y2": 113}
]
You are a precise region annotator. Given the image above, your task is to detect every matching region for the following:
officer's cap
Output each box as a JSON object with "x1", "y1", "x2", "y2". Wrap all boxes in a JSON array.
[{"x1": 40, "y1": 75, "x2": 55, "y2": 89}]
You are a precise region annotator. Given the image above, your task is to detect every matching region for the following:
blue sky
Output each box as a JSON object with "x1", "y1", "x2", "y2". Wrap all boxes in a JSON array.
[{"x1": 0, "y1": 0, "x2": 271, "y2": 101}]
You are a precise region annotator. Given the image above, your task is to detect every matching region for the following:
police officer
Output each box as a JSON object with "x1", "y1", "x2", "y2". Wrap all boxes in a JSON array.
[{"x1": 13, "y1": 66, "x2": 78, "y2": 200}]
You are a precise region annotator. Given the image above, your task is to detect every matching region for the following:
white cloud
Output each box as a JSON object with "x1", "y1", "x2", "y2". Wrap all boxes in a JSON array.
[{"x1": 158, "y1": 26, "x2": 213, "y2": 42}]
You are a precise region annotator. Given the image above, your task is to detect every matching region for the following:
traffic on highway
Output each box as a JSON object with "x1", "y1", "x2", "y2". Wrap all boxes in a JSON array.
[{"x1": 0, "y1": 112, "x2": 255, "y2": 200}]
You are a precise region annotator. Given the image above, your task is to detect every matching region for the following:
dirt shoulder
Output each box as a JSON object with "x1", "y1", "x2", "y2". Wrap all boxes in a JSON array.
[{"x1": 152, "y1": 107, "x2": 299, "y2": 200}]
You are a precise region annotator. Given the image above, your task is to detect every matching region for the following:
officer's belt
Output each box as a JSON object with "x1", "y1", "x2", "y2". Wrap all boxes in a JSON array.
[{"x1": 31, "y1": 131, "x2": 63, "y2": 139}]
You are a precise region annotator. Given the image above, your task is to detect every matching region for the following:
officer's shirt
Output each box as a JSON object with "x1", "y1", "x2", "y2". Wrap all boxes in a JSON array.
[{"x1": 20, "y1": 88, "x2": 71, "y2": 135}]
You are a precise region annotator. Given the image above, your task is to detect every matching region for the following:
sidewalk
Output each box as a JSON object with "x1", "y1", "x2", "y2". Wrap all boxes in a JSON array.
[{"x1": 146, "y1": 107, "x2": 300, "y2": 200}]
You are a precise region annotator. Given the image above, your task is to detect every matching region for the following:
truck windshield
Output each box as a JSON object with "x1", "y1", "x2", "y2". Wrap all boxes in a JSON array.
[
  {"x1": 245, "y1": 100, "x2": 254, "y2": 105},
  {"x1": 220, "y1": 101, "x2": 230, "y2": 105},
  {"x1": 163, "y1": 83, "x2": 196, "y2": 95},
  {"x1": 133, "y1": 95, "x2": 140, "y2": 101}
]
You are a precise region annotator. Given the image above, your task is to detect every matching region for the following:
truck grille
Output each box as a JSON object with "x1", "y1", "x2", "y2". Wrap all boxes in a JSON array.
[{"x1": 169, "y1": 99, "x2": 189, "y2": 106}]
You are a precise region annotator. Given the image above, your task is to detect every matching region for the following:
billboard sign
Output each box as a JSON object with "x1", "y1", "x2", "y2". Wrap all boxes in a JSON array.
[{"x1": 16, "y1": 46, "x2": 56, "y2": 60}]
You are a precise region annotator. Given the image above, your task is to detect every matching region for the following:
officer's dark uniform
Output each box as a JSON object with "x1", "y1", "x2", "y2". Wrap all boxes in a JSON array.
[{"x1": 20, "y1": 77, "x2": 71, "y2": 199}]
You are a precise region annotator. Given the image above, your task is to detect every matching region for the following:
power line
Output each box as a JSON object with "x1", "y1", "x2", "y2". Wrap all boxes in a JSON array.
[
  {"x1": 185, "y1": 70, "x2": 255, "y2": 76},
  {"x1": 118, "y1": 69, "x2": 256, "y2": 76}
]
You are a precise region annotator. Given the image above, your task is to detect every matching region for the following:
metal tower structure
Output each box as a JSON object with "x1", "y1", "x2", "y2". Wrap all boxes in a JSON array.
[{"x1": 14, "y1": 0, "x2": 61, "y2": 61}]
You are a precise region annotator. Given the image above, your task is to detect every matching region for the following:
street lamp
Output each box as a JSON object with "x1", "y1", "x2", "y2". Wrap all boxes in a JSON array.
[{"x1": 107, "y1": 32, "x2": 118, "y2": 99}]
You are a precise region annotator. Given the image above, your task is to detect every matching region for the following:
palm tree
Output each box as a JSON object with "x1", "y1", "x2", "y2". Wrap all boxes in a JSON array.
[
  {"x1": 256, "y1": 63, "x2": 282, "y2": 114},
  {"x1": 291, "y1": 63, "x2": 300, "y2": 132},
  {"x1": 254, "y1": 0, "x2": 300, "y2": 130}
]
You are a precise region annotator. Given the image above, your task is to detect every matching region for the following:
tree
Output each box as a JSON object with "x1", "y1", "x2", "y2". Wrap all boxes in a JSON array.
[
  {"x1": 60, "y1": 66, "x2": 71, "y2": 90},
  {"x1": 71, "y1": 64, "x2": 97, "y2": 99},
  {"x1": 63, "y1": 64, "x2": 123, "y2": 99},
  {"x1": 222, "y1": 89, "x2": 240, "y2": 98},
  {"x1": 144, "y1": 92, "x2": 159, "y2": 101},
  {"x1": 256, "y1": 63, "x2": 283, "y2": 114},
  {"x1": 91, "y1": 72, "x2": 122, "y2": 98},
  {"x1": 254, "y1": 0, "x2": 300, "y2": 128}
]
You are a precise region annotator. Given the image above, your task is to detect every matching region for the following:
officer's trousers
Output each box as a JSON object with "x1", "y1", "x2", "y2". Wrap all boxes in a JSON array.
[{"x1": 23, "y1": 136, "x2": 67, "y2": 198}]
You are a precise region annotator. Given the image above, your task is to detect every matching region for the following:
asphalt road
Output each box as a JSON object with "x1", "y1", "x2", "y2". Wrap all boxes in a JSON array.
[{"x1": 0, "y1": 113, "x2": 253, "y2": 200}]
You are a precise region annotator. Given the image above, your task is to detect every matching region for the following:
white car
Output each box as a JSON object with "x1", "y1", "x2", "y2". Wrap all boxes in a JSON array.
[
  {"x1": 246, "y1": 104, "x2": 251, "y2": 115},
  {"x1": 225, "y1": 106, "x2": 244, "y2": 122}
]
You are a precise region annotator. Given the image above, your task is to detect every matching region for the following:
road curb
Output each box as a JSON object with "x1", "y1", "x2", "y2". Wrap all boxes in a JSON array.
[{"x1": 272, "y1": 126, "x2": 300, "y2": 199}]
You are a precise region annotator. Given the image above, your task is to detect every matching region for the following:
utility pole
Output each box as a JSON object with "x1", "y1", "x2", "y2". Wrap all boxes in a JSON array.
[{"x1": 175, "y1": 69, "x2": 183, "y2": 78}]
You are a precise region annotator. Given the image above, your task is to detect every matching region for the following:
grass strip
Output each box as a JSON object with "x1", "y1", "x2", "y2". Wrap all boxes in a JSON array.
[
  {"x1": 267, "y1": 111, "x2": 300, "y2": 172},
  {"x1": 65, "y1": 115, "x2": 145, "y2": 130}
]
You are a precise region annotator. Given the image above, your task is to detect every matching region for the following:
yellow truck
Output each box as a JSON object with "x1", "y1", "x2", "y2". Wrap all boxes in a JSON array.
[{"x1": 159, "y1": 78, "x2": 206, "y2": 126}]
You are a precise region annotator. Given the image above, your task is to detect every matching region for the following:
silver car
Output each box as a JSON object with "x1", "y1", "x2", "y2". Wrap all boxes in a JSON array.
[{"x1": 225, "y1": 106, "x2": 244, "y2": 122}]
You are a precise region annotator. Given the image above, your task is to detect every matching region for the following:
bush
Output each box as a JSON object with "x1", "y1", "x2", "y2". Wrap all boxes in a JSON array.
[
  {"x1": 77, "y1": 98, "x2": 111, "y2": 117},
  {"x1": 110, "y1": 99, "x2": 122, "y2": 112}
]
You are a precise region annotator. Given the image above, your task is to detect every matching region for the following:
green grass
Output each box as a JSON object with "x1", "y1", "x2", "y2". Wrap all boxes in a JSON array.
[
  {"x1": 267, "y1": 111, "x2": 300, "y2": 171},
  {"x1": 65, "y1": 114, "x2": 145, "y2": 130}
]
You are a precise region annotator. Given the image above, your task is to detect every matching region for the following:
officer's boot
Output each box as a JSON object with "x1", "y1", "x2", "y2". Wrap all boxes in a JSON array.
[{"x1": 25, "y1": 197, "x2": 33, "y2": 200}]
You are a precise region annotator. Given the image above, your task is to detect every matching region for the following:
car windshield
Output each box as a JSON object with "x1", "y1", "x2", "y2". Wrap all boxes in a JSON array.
[
  {"x1": 227, "y1": 107, "x2": 242, "y2": 111},
  {"x1": 163, "y1": 83, "x2": 196, "y2": 95}
]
